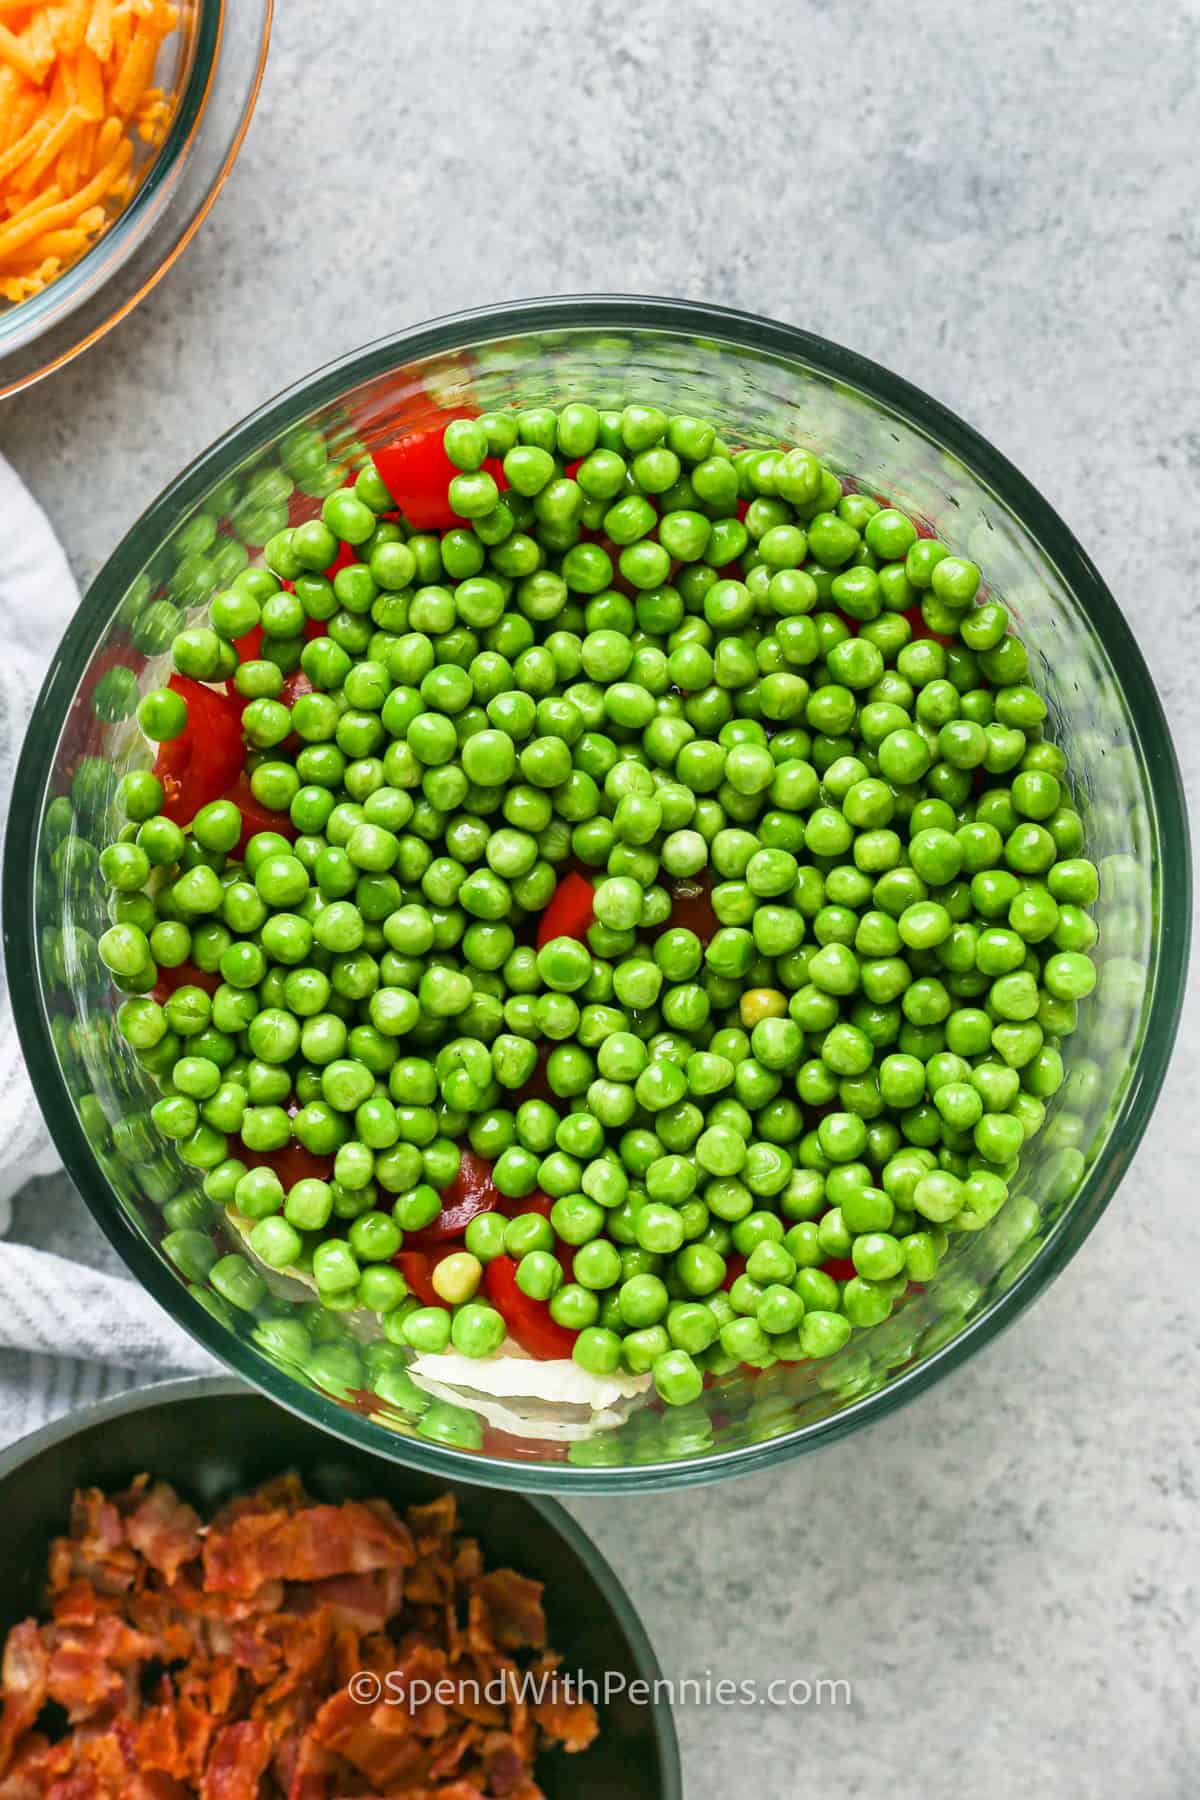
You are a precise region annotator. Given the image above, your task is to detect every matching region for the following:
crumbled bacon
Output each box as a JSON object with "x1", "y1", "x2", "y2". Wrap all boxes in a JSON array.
[
  {"x1": 40, "y1": 1773, "x2": 98, "y2": 1800},
  {"x1": 284, "y1": 1568, "x2": 405, "y2": 1636},
  {"x1": 53, "y1": 1493, "x2": 137, "y2": 1598},
  {"x1": 124, "y1": 1486, "x2": 203, "y2": 1584},
  {"x1": 44, "y1": 1615, "x2": 157, "y2": 1724},
  {"x1": 453, "y1": 1538, "x2": 485, "y2": 1585},
  {"x1": 278, "y1": 1728, "x2": 328, "y2": 1800},
  {"x1": 42, "y1": 1644, "x2": 122, "y2": 1724},
  {"x1": 469, "y1": 1573, "x2": 546, "y2": 1653},
  {"x1": 198, "y1": 1721, "x2": 271, "y2": 1800},
  {"x1": 0, "y1": 1625, "x2": 47, "y2": 1777},
  {"x1": 206, "y1": 1476, "x2": 306, "y2": 1536},
  {"x1": 478, "y1": 1731, "x2": 528, "y2": 1795},
  {"x1": 406, "y1": 1494, "x2": 458, "y2": 1551},
  {"x1": 311, "y1": 1686, "x2": 432, "y2": 1788},
  {"x1": 0, "y1": 1477, "x2": 597, "y2": 1796},
  {"x1": 0, "y1": 1733, "x2": 60, "y2": 1800},
  {"x1": 203, "y1": 1502, "x2": 414, "y2": 1597},
  {"x1": 528, "y1": 1654, "x2": 600, "y2": 1755}
]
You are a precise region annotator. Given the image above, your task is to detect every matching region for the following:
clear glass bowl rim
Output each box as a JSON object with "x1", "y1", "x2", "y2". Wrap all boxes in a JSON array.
[
  {"x1": 0, "y1": 0, "x2": 273, "y2": 398},
  {"x1": 4, "y1": 293, "x2": 1191, "y2": 1493}
]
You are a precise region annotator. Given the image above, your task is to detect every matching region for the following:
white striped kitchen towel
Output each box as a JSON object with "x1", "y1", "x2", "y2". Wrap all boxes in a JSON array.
[
  {"x1": 0, "y1": 453, "x2": 74, "y2": 1228},
  {"x1": 0, "y1": 456, "x2": 219, "y2": 1446}
]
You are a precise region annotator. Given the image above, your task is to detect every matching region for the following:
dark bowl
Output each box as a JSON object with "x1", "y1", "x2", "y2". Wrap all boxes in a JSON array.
[{"x1": 0, "y1": 1376, "x2": 681, "y2": 1800}]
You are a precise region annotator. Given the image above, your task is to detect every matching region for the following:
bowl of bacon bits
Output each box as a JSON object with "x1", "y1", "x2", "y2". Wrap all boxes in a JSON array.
[
  {"x1": 0, "y1": 0, "x2": 271, "y2": 398},
  {"x1": 0, "y1": 1378, "x2": 680, "y2": 1799}
]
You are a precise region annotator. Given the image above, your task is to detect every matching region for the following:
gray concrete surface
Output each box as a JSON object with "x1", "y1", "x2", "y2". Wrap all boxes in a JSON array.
[{"x1": 3, "y1": 1, "x2": 1199, "y2": 1794}]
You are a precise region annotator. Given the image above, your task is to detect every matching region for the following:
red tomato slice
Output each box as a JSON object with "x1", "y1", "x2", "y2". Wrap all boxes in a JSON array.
[
  {"x1": 325, "y1": 540, "x2": 361, "y2": 579},
  {"x1": 231, "y1": 622, "x2": 263, "y2": 668},
  {"x1": 286, "y1": 491, "x2": 322, "y2": 531},
  {"x1": 393, "y1": 1250, "x2": 445, "y2": 1309},
  {"x1": 480, "y1": 1424, "x2": 570, "y2": 1464},
  {"x1": 152, "y1": 676, "x2": 245, "y2": 828},
  {"x1": 401, "y1": 1147, "x2": 502, "y2": 1247},
  {"x1": 721, "y1": 1253, "x2": 747, "y2": 1292},
  {"x1": 216, "y1": 771, "x2": 296, "y2": 859},
  {"x1": 279, "y1": 668, "x2": 315, "y2": 708},
  {"x1": 515, "y1": 1044, "x2": 555, "y2": 1106},
  {"x1": 483, "y1": 1254, "x2": 578, "y2": 1361},
  {"x1": 61, "y1": 639, "x2": 144, "y2": 773},
  {"x1": 536, "y1": 870, "x2": 595, "y2": 948},
  {"x1": 243, "y1": 1141, "x2": 334, "y2": 1190},
  {"x1": 821, "y1": 1258, "x2": 857, "y2": 1283},
  {"x1": 373, "y1": 415, "x2": 505, "y2": 531},
  {"x1": 498, "y1": 1190, "x2": 554, "y2": 1221},
  {"x1": 658, "y1": 872, "x2": 718, "y2": 944},
  {"x1": 496, "y1": 1194, "x2": 574, "y2": 1279},
  {"x1": 150, "y1": 961, "x2": 221, "y2": 1004},
  {"x1": 226, "y1": 622, "x2": 326, "y2": 703},
  {"x1": 902, "y1": 604, "x2": 953, "y2": 648}
]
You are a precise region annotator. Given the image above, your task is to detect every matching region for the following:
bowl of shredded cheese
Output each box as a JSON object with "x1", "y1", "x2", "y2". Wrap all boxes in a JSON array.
[{"x1": 0, "y1": 0, "x2": 271, "y2": 398}]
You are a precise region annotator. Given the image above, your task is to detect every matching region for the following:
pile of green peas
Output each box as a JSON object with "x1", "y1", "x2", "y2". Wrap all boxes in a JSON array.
[{"x1": 97, "y1": 399, "x2": 1100, "y2": 1410}]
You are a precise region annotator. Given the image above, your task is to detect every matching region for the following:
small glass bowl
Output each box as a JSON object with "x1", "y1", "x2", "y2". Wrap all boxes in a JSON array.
[
  {"x1": 5, "y1": 296, "x2": 1190, "y2": 1491},
  {"x1": 0, "y1": 0, "x2": 271, "y2": 399}
]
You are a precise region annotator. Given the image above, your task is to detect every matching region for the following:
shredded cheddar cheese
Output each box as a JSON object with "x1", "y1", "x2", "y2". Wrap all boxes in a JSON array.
[{"x1": 0, "y1": 0, "x2": 178, "y2": 304}]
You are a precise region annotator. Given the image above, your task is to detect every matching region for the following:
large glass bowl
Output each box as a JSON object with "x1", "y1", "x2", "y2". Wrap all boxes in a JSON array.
[
  {"x1": 0, "y1": 0, "x2": 272, "y2": 400},
  {"x1": 5, "y1": 296, "x2": 1189, "y2": 1491}
]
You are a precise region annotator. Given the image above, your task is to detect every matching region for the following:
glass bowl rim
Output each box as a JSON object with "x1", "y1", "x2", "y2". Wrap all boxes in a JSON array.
[
  {"x1": 4, "y1": 293, "x2": 1191, "y2": 1493},
  {"x1": 0, "y1": 0, "x2": 273, "y2": 398}
]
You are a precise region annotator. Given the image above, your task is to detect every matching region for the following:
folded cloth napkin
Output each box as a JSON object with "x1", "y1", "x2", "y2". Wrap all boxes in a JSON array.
[
  {"x1": 0, "y1": 454, "x2": 76, "y2": 1230},
  {"x1": 0, "y1": 456, "x2": 220, "y2": 1447}
]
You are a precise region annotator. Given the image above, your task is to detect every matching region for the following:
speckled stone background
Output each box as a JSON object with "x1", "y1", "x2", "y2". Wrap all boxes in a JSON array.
[{"x1": 2, "y1": 1, "x2": 1199, "y2": 1794}]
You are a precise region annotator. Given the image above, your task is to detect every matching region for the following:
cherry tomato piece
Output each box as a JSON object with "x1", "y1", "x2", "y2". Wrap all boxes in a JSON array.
[
  {"x1": 372, "y1": 418, "x2": 505, "y2": 531},
  {"x1": 150, "y1": 961, "x2": 221, "y2": 1004},
  {"x1": 656, "y1": 872, "x2": 718, "y2": 945},
  {"x1": 152, "y1": 676, "x2": 245, "y2": 827},
  {"x1": 536, "y1": 870, "x2": 595, "y2": 948},
  {"x1": 903, "y1": 604, "x2": 953, "y2": 649},
  {"x1": 394, "y1": 1250, "x2": 444, "y2": 1309},
  {"x1": 721, "y1": 1253, "x2": 747, "y2": 1292},
  {"x1": 402, "y1": 1147, "x2": 502, "y2": 1247},
  {"x1": 820, "y1": 1258, "x2": 857, "y2": 1283},
  {"x1": 480, "y1": 1424, "x2": 570, "y2": 1463},
  {"x1": 217, "y1": 771, "x2": 296, "y2": 859},
  {"x1": 247, "y1": 1141, "x2": 334, "y2": 1190},
  {"x1": 498, "y1": 1190, "x2": 554, "y2": 1221},
  {"x1": 483, "y1": 1254, "x2": 578, "y2": 1360}
]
